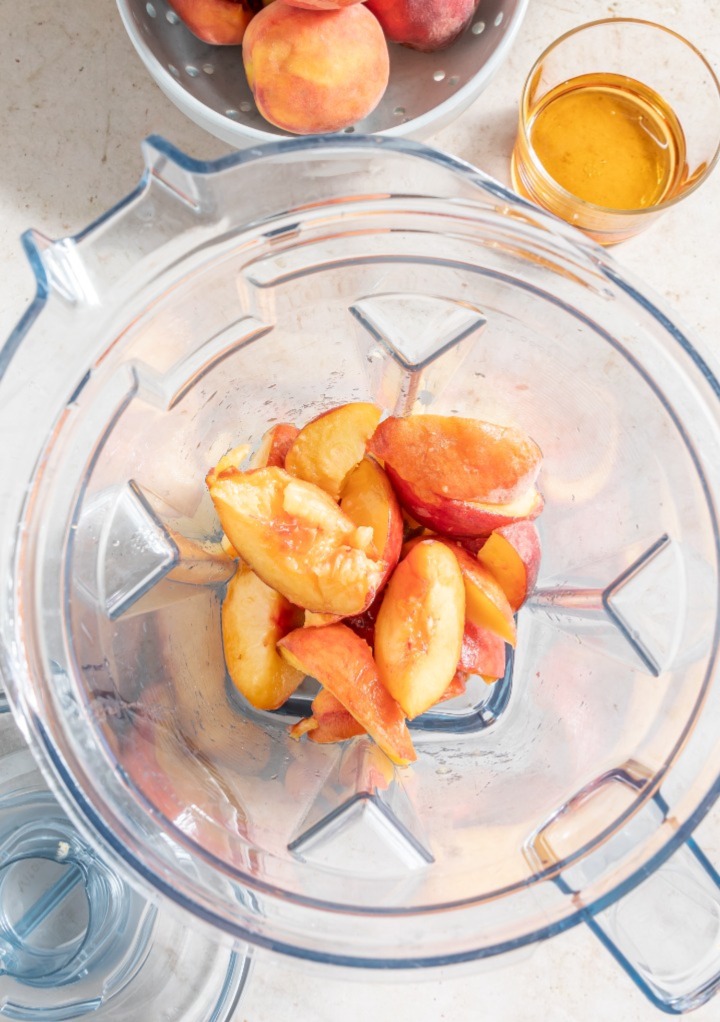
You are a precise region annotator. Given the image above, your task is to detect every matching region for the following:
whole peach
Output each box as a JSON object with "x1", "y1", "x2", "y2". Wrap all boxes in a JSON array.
[
  {"x1": 242, "y1": 2, "x2": 390, "y2": 134},
  {"x1": 168, "y1": 0, "x2": 256, "y2": 45},
  {"x1": 365, "y1": 0, "x2": 479, "y2": 52},
  {"x1": 285, "y1": 0, "x2": 363, "y2": 8}
]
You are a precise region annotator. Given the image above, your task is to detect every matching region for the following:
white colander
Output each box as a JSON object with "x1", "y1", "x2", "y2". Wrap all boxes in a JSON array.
[{"x1": 116, "y1": 0, "x2": 529, "y2": 146}]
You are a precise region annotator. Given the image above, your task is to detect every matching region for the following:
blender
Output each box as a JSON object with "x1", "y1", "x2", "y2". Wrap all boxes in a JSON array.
[{"x1": 1, "y1": 135, "x2": 720, "y2": 1015}]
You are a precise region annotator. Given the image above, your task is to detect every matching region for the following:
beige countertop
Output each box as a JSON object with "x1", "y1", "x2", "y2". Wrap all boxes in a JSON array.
[{"x1": 2, "y1": 0, "x2": 719, "y2": 1018}]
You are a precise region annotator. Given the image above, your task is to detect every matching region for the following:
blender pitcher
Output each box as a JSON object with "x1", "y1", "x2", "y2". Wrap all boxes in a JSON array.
[{"x1": 1, "y1": 135, "x2": 720, "y2": 1014}]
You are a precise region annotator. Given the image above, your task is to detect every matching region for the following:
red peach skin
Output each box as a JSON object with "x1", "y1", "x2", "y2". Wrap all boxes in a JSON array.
[
  {"x1": 168, "y1": 0, "x2": 255, "y2": 44},
  {"x1": 458, "y1": 621, "x2": 506, "y2": 679},
  {"x1": 366, "y1": 0, "x2": 479, "y2": 51},
  {"x1": 289, "y1": 688, "x2": 367, "y2": 744},
  {"x1": 250, "y1": 423, "x2": 300, "y2": 469},
  {"x1": 476, "y1": 521, "x2": 542, "y2": 611},
  {"x1": 368, "y1": 414, "x2": 543, "y2": 537},
  {"x1": 286, "y1": 0, "x2": 363, "y2": 7}
]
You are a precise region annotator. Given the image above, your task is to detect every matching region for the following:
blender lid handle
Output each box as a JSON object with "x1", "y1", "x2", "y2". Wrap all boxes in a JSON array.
[{"x1": 582, "y1": 833, "x2": 720, "y2": 1013}]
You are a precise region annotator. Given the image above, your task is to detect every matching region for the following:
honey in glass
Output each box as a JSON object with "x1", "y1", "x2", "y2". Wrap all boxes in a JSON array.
[
  {"x1": 527, "y1": 73, "x2": 687, "y2": 211},
  {"x1": 511, "y1": 20, "x2": 720, "y2": 245}
]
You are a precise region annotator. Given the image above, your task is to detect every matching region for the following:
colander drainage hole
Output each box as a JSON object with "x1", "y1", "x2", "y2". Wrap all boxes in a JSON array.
[
  {"x1": 472, "y1": 21, "x2": 485, "y2": 34},
  {"x1": 145, "y1": 2, "x2": 156, "y2": 16},
  {"x1": 494, "y1": 11, "x2": 504, "y2": 26},
  {"x1": 433, "y1": 70, "x2": 446, "y2": 82},
  {"x1": 165, "y1": 9, "x2": 179, "y2": 23}
]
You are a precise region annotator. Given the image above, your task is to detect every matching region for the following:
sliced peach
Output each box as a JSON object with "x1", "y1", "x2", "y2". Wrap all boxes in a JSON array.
[
  {"x1": 436, "y1": 671, "x2": 468, "y2": 703},
  {"x1": 207, "y1": 443, "x2": 251, "y2": 485},
  {"x1": 289, "y1": 717, "x2": 319, "y2": 740},
  {"x1": 285, "y1": 402, "x2": 381, "y2": 500},
  {"x1": 222, "y1": 564, "x2": 305, "y2": 710},
  {"x1": 374, "y1": 539, "x2": 465, "y2": 719},
  {"x1": 369, "y1": 414, "x2": 543, "y2": 537},
  {"x1": 250, "y1": 423, "x2": 299, "y2": 469},
  {"x1": 385, "y1": 464, "x2": 544, "y2": 537},
  {"x1": 278, "y1": 624, "x2": 415, "y2": 766},
  {"x1": 304, "y1": 611, "x2": 343, "y2": 627},
  {"x1": 343, "y1": 589, "x2": 383, "y2": 648},
  {"x1": 458, "y1": 620, "x2": 506, "y2": 679},
  {"x1": 442, "y1": 541, "x2": 517, "y2": 647},
  {"x1": 476, "y1": 521, "x2": 542, "y2": 611},
  {"x1": 340, "y1": 456, "x2": 402, "y2": 577},
  {"x1": 207, "y1": 467, "x2": 386, "y2": 615},
  {"x1": 402, "y1": 535, "x2": 517, "y2": 647},
  {"x1": 369, "y1": 415, "x2": 542, "y2": 504},
  {"x1": 308, "y1": 688, "x2": 366, "y2": 744}
]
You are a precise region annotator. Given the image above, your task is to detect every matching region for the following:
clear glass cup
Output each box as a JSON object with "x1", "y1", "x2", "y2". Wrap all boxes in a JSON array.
[
  {"x1": 3, "y1": 136, "x2": 720, "y2": 1012},
  {"x1": 511, "y1": 19, "x2": 720, "y2": 244}
]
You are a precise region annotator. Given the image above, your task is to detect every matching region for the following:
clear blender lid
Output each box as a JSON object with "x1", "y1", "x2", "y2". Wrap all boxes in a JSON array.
[
  {"x1": 0, "y1": 710, "x2": 249, "y2": 1020},
  {"x1": 0, "y1": 135, "x2": 719, "y2": 967}
]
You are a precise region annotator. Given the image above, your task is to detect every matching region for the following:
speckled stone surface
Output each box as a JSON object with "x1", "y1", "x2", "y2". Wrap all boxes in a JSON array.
[{"x1": 1, "y1": 0, "x2": 719, "y2": 1017}]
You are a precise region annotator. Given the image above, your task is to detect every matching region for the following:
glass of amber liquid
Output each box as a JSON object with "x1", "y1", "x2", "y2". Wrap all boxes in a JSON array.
[{"x1": 511, "y1": 19, "x2": 720, "y2": 245}]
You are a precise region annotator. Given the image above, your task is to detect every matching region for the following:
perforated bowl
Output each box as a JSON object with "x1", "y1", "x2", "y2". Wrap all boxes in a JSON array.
[{"x1": 116, "y1": 0, "x2": 528, "y2": 145}]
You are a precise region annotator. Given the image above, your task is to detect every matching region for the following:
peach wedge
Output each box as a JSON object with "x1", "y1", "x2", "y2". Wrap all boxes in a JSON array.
[
  {"x1": 476, "y1": 521, "x2": 542, "y2": 612},
  {"x1": 285, "y1": 402, "x2": 381, "y2": 500},
  {"x1": 222, "y1": 563, "x2": 305, "y2": 710},
  {"x1": 369, "y1": 414, "x2": 543, "y2": 537},
  {"x1": 250, "y1": 422, "x2": 300, "y2": 469},
  {"x1": 289, "y1": 687, "x2": 366, "y2": 744},
  {"x1": 279, "y1": 624, "x2": 415, "y2": 766},
  {"x1": 207, "y1": 467, "x2": 386, "y2": 616},
  {"x1": 340, "y1": 456, "x2": 403, "y2": 576},
  {"x1": 374, "y1": 539, "x2": 465, "y2": 719}
]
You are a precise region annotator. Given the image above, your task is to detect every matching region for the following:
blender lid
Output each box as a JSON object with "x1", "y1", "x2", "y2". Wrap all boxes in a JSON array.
[
  {"x1": 0, "y1": 134, "x2": 720, "y2": 974},
  {"x1": 0, "y1": 711, "x2": 250, "y2": 1020}
]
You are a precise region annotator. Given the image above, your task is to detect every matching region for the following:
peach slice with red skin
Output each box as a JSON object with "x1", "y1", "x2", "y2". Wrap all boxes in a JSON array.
[
  {"x1": 458, "y1": 620, "x2": 506, "y2": 679},
  {"x1": 288, "y1": 687, "x2": 367, "y2": 744},
  {"x1": 340, "y1": 456, "x2": 403, "y2": 577},
  {"x1": 222, "y1": 563, "x2": 305, "y2": 710},
  {"x1": 207, "y1": 466, "x2": 385, "y2": 615},
  {"x1": 250, "y1": 422, "x2": 300, "y2": 469},
  {"x1": 285, "y1": 402, "x2": 381, "y2": 500},
  {"x1": 443, "y1": 541, "x2": 517, "y2": 647},
  {"x1": 437, "y1": 671, "x2": 468, "y2": 703},
  {"x1": 475, "y1": 521, "x2": 542, "y2": 612},
  {"x1": 369, "y1": 414, "x2": 543, "y2": 537},
  {"x1": 374, "y1": 539, "x2": 465, "y2": 719},
  {"x1": 279, "y1": 624, "x2": 416, "y2": 766},
  {"x1": 387, "y1": 467, "x2": 544, "y2": 537},
  {"x1": 401, "y1": 535, "x2": 517, "y2": 647},
  {"x1": 168, "y1": 0, "x2": 256, "y2": 45}
]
